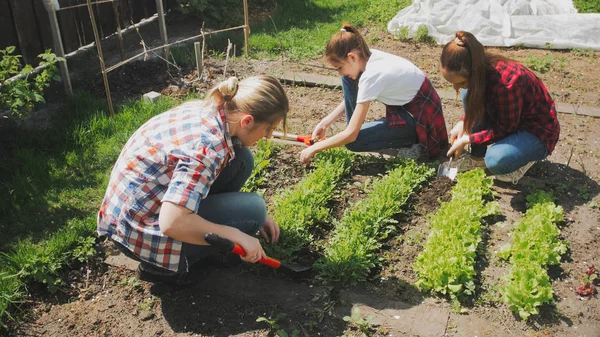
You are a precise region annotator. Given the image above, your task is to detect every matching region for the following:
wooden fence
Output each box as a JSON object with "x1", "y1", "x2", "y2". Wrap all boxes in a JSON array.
[{"x1": 0, "y1": 0, "x2": 176, "y2": 64}]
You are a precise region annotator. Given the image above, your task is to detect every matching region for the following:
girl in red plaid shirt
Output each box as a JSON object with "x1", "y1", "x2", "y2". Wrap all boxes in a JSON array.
[
  {"x1": 98, "y1": 76, "x2": 288, "y2": 285},
  {"x1": 441, "y1": 31, "x2": 560, "y2": 184},
  {"x1": 300, "y1": 24, "x2": 449, "y2": 164}
]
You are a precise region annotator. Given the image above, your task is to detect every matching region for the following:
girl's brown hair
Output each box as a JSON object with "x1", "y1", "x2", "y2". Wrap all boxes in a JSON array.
[
  {"x1": 440, "y1": 31, "x2": 512, "y2": 131},
  {"x1": 205, "y1": 75, "x2": 289, "y2": 132},
  {"x1": 325, "y1": 23, "x2": 371, "y2": 63}
]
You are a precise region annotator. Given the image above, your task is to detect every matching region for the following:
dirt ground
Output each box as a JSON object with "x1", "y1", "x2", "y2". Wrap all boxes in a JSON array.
[{"x1": 7, "y1": 12, "x2": 600, "y2": 337}]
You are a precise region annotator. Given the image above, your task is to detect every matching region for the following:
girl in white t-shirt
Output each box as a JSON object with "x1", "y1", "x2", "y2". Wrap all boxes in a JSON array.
[{"x1": 300, "y1": 24, "x2": 449, "y2": 164}]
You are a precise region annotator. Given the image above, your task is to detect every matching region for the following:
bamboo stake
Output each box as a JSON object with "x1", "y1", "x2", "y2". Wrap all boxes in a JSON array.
[
  {"x1": 112, "y1": 0, "x2": 125, "y2": 61},
  {"x1": 223, "y1": 39, "x2": 232, "y2": 80},
  {"x1": 243, "y1": 0, "x2": 249, "y2": 56},
  {"x1": 87, "y1": 0, "x2": 114, "y2": 115},
  {"x1": 194, "y1": 41, "x2": 202, "y2": 80}
]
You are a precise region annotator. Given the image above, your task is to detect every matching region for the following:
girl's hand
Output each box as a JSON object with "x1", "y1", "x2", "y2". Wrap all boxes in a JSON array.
[
  {"x1": 236, "y1": 233, "x2": 266, "y2": 263},
  {"x1": 447, "y1": 134, "x2": 470, "y2": 158},
  {"x1": 449, "y1": 121, "x2": 464, "y2": 145},
  {"x1": 260, "y1": 216, "x2": 280, "y2": 243},
  {"x1": 312, "y1": 120, "x2": 329, "y2": 140},
  {"x1": 300, "y1": 146, "x2": 317, "y2": 165}
]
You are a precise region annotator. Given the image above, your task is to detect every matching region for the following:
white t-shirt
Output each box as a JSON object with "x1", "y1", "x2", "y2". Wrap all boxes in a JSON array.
[{"x1": 356, "y1": 49, "x2": 425, "y2": 106}]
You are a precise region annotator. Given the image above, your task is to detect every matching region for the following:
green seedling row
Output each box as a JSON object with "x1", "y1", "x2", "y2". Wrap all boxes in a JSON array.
[
  {"x1": 498, "y1": 190, "x2": 568, "y2": 320},
  {"x1": 267, "y1": 148, "x2": 355, "y2": 259},
  {"x1": 241, "y1": 139, "x2": 276, "y2": 193},
  {"x1": 413, "y1": 169, "x2": 498, "y2": 303},
  {"x1": 316, "y1": 159, "x2": 434, "y2": 284}
]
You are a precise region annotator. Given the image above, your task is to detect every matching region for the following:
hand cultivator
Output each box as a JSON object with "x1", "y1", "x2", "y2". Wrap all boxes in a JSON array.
[{"x1": 204, "y1": 233, "x2": 312, "y2": 274}]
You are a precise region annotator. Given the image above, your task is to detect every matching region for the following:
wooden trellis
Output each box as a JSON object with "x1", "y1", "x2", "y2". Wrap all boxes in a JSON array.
[{"x1": 43, "y1": 0, "x2": 250, "y2": 115}]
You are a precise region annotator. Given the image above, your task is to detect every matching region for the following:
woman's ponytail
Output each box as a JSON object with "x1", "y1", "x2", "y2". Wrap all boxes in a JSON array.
[{"x1": 326, "y1": 23, "x2": 371, "y2": 63}]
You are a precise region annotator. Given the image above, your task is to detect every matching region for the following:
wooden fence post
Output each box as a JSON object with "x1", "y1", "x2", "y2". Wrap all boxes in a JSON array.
[
  {"x1": 155, "y1": 0, "x2": 169, "y2": 60},
  {"x1": 42, "y1": 0, "x2": 73, "y2": 97}
]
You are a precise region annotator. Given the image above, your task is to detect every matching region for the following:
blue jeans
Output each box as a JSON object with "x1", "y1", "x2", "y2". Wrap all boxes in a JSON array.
[
  {"x1": 461, "y1": 90, "x2": 549, "y2": 174},
  {"x1": 342, "y1": 76, "x2": 418, "y2": 152},
  {"x1": 115, "y1": 144, "x2": 266, "y2": 273}
]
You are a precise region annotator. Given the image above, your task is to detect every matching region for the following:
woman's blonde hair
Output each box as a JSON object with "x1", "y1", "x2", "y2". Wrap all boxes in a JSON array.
[{"x1": 204, "y1": 75, "x2": 289, "y2": 131}]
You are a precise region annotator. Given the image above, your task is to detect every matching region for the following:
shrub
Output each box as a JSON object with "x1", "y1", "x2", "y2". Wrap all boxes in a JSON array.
[{"x1": 0, "y1": 47, "x2": 62, "y2": 121}]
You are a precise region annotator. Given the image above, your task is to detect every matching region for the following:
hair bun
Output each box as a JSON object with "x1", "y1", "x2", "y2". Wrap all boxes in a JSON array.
[{"x1": 218, "y1": 77, "x2": 239, "y2": 99}]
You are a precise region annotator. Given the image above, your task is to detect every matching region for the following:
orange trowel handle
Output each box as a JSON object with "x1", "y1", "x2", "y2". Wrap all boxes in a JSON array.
[{"x1": 296, "y1": 135, "x2": 316, "y2": 146}]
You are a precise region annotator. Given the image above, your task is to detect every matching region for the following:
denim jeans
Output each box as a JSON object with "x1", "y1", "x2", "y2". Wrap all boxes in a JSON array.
[
  {"x1": 461, "y1": 90, "x2": 549, "y2": 174},
  {"x1": 342, "y1": 76, "x2": 418, "y2": 152},
  {"x1": 114, "y1": 144, "x2": 266, "y2": 273}
]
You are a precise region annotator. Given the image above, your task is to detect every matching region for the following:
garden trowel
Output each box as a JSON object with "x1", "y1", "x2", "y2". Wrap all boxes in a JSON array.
[
  {"x1": 437, "y1": 156, "x2": 458, "y2": 180},
  {"x1": 204, "y1": 233, "x2": 312, "y2": 274},
  {"x1": 272, "y1": 131, "x2": 319, "y2": 146}
]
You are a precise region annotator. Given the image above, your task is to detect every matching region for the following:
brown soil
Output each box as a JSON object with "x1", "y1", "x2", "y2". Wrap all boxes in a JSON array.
[{"x1": 7, "y1": 13, "x2": 600, "y2": 337}]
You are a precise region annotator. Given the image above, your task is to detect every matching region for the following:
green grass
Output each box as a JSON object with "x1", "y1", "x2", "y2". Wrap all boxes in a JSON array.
[
  {"x1": 0, "y1": 93, "x2": 179, "y2": 327},
  {"x1": 249, "y1": 0, "x2": 411, "y2": 60},
  {"x1": 573, "y1": 0, "x2": 600, "y2": 13}
]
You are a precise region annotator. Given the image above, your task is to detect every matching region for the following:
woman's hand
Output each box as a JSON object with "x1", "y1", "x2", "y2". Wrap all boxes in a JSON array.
[
  {"x1": 260, "y1": 216, "x2": 280, "y2": 244},
  {"x1": 236, "y1": 232, "x2": 266, "y2": 263},
  {"x1": 300, "y1": 146, "x2": 318, "y2": 165},
  {"x1": 447, "y1": 134, "x2": 470, "y2": 158},
  {"x1": 449, "y1": 121, "x2": 464, "y2": 145},
  {"x1": 312, "y1": 120, "x2": 329, "y2": 141}
]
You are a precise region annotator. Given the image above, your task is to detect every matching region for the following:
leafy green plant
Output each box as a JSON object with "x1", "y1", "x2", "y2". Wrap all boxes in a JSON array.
[
  {"x1": 413, "y1": 169, "x2": 498, "y2": 305},
  {"x1": 498, "y1": 190, "x2": 568, "y2": 320},
  {"x1": 575, "y1": 265, "x2": 598, "y2": 296},
  {"x1": 256, "y1": 312, "x2": 299, "y2": 337},
  {"x1": 71, "y1": 236, "x2": 96, "y2": 263},
  {"x1": 343, "y1": 307, "x2": 375, "y2": 337},
  {"x1": 317, "y1": 159, "x2": 434, "y2": 284},
  {"x1": 525, "y1": 54, "x2": 553, "y2": 73},
  {"x1": 415, "y1": 25, "x2": 435, "y2": 44},
  {"x1": 0, "y1": 47, "x2": 63, "y2": 120},
  {"x1": 138, "y1": 296, "x2": 158, "y2": 311}
]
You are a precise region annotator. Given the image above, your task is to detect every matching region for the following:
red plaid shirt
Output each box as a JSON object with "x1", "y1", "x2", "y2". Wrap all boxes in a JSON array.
[
  {"x1": 386, "y1": 77, "x2": 449, "y2": 158},
  {"x1": 468, "y1": 60, "x2": 560, "y2": 153},
  {"x1": 97, "y1": 102, "x2": 235, "y2": 271}
]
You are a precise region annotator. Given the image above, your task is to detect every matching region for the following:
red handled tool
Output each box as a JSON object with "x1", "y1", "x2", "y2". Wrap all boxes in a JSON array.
[
  {"x1": 204, "y1": 233, "x2": 311, "y2": 274},
  {"x1": 272, "y1": 131, "x2": 319, "y2": 146}
]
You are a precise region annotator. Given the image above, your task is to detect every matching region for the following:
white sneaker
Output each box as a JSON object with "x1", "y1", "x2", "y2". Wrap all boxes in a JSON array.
[
  {"x1": 455, "y1": 154, "x2": 487, "y2": 172},
  {"x1": 374, "y1": 144, "x2": 421, "y2": 159},
  {"x1": 495, "y1": 161, "x2": 537, "y2": 185},
  {"x1": 395, "y1": 144, "x2": 421, "y2": 159}
]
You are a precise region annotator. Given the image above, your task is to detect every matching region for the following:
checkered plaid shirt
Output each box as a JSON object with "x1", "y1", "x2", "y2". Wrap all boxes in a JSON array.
[
  {"x1": 97, "y1": 102, "x2": 235, "y2": 271},
  {"x1": 468, "y1": 60, "x2": 560, "y2": 153},
  {"x1": 386, "y1": 77, "x2": 449, "y2": 158}
]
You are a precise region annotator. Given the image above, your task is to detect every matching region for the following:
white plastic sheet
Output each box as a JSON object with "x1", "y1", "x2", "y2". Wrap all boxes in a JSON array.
[{"x1": 387, "y1": 0, "x2": 600, "y2": 50}]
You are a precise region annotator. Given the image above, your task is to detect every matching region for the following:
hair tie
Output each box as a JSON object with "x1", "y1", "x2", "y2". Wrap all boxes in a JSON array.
[
  {"x1": 340, "y1": 28, "x2": 347, "y2": 32},
  {"x1": 454, "y1": 37, "x2": 464, "y2": 46}
]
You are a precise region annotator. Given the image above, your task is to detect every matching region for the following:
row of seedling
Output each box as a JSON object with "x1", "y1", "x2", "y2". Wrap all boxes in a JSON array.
[
  {"x1": 498, "y1": 190, "x2": 568, "y2": 320},
  {"x1": 413, "y1": 169, "x2": 498, "y2": 307},
  {"x1": 266, "y1": 148, "x2": 355, "y2": 259},
  {"x1": 241, "y1": 139, "x2": 276, "y2": 194},
  {"x1": 316, "y1": 159, "x2": 434, "y2": 284}
]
